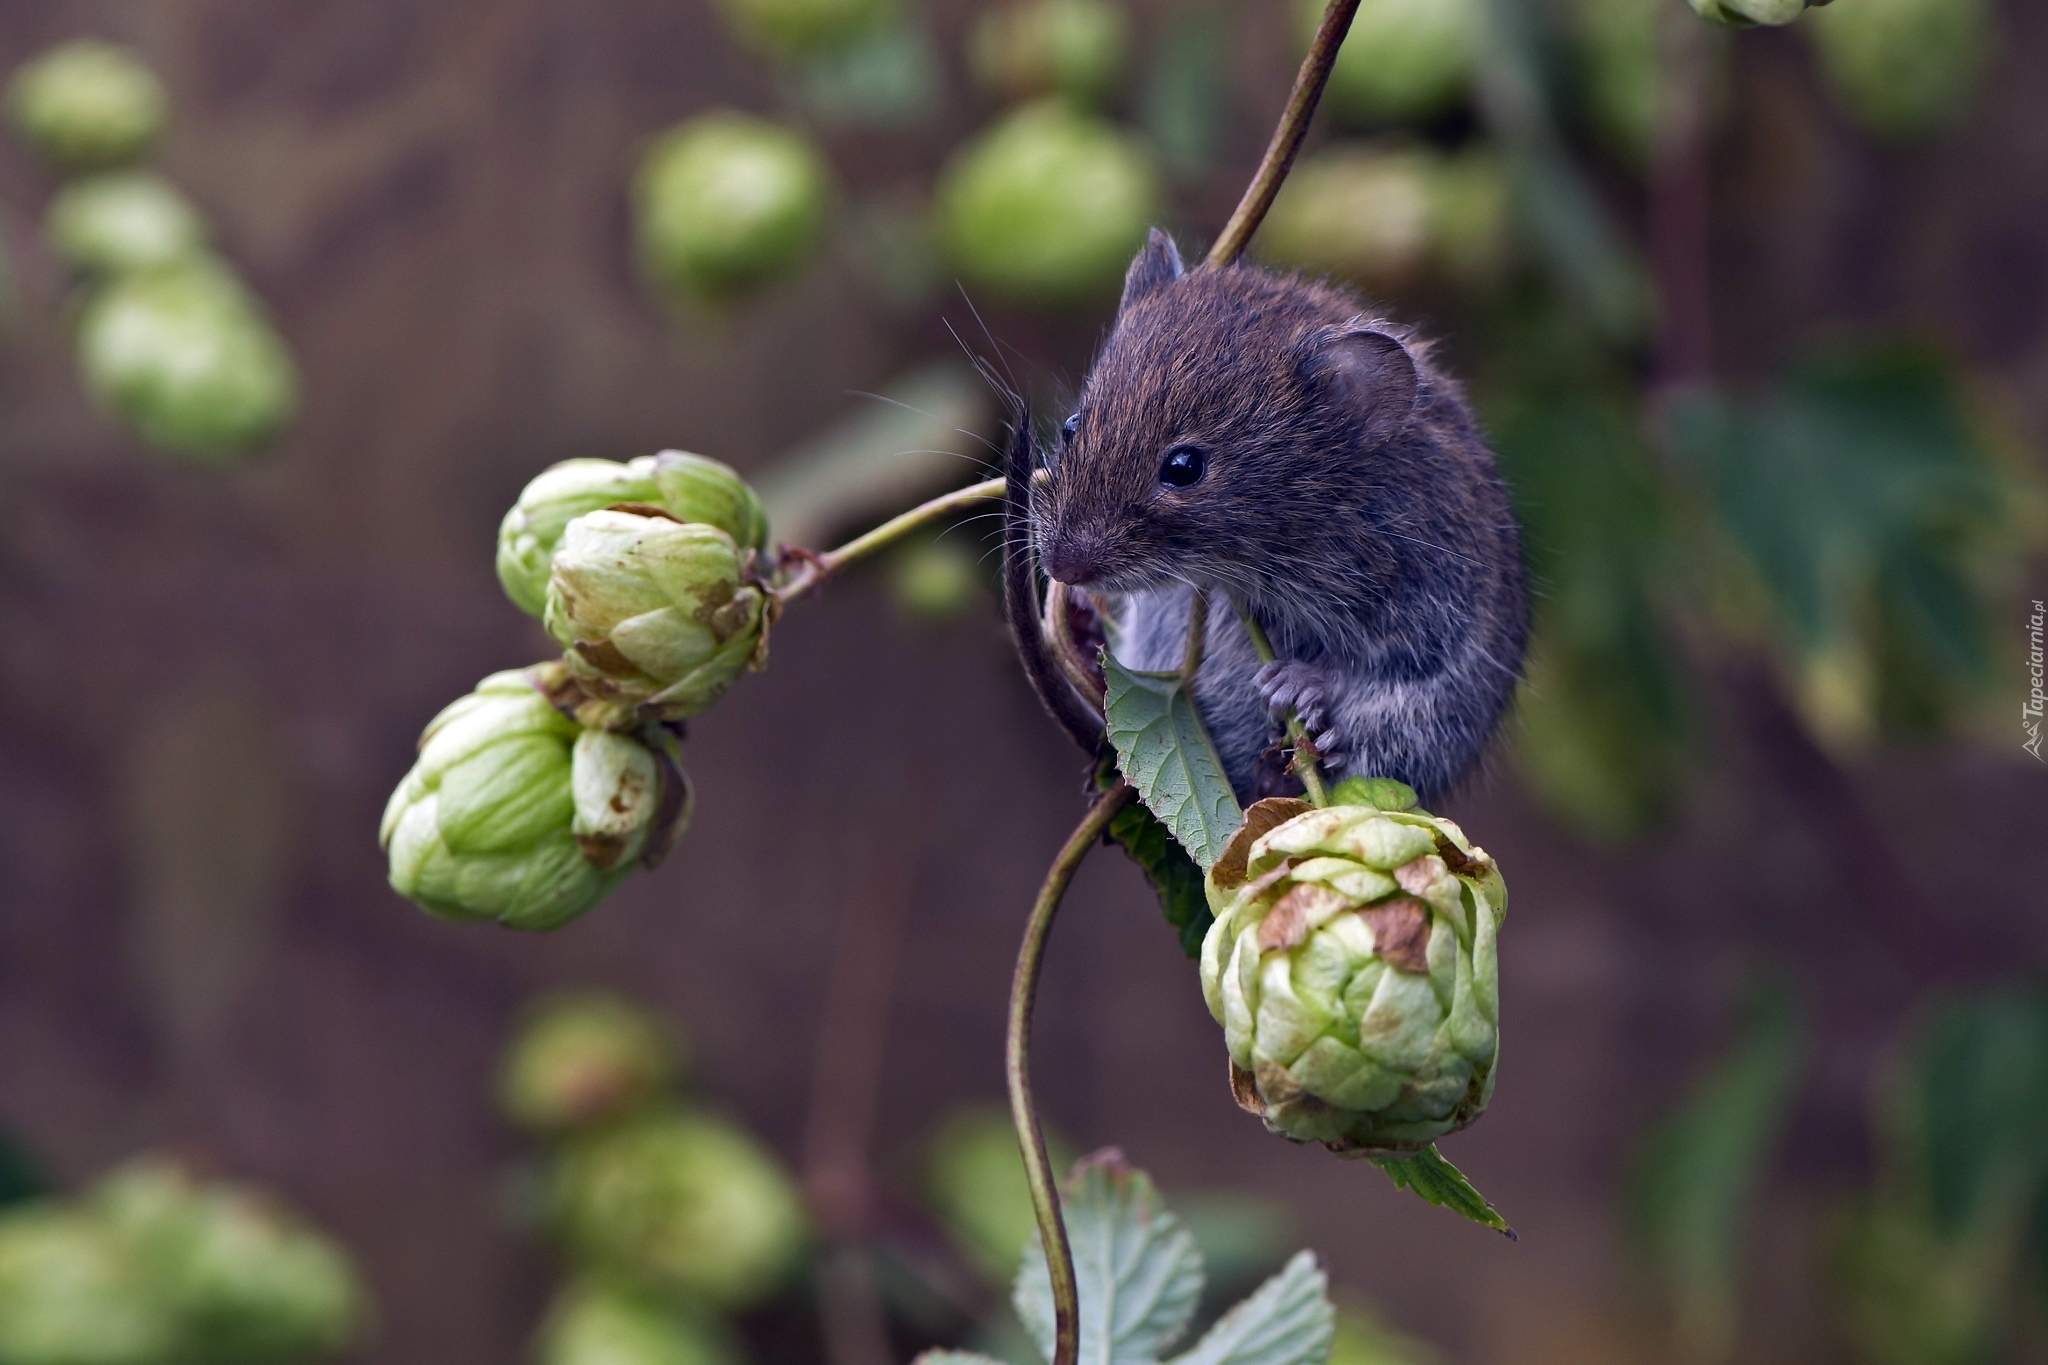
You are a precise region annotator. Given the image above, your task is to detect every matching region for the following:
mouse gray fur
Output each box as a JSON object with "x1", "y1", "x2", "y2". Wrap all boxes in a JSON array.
[{"x1": 1030, "y1": 229, "x2": 1527, "y2": 806}]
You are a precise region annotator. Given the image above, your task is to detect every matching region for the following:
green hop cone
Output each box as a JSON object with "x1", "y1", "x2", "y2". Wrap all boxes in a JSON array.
[
  {"x1": 1310, "y1": 0, "x2": 1479, "y2": 126},
  {"x1": 95, "y1": 1161, "x2": 363, "y2": 1365},
  {"x1": 380, "y1": 669, "x2": 690, "y2": 931},
  {"x1": 1199, "y1": 779, "x2": 1506, "y2": 1155},
  {"x1": 936, "y1": 100, "x2": 1160, "y2": 307},
  {"x1": 496, "y1": 452, "x2": 767, "y2": 621},
  {"x1": 1806, "y1": 0, "x2": 1985, "y2": 138},
  {"x1": 551, "y1": 1110, "x2": 807, "y2": 1309},
  {"x1": 543, "y1": 508, "x2": 769, "y2": 720},
  {"x1": 969, "y1": 0, "x2": 1130, "y2": 106},
  {"x1": 635, "y1": 113, "x2": 830, "y2": 306},
  {"x1": 45, "y1": 172, "x2": 207, "y2": 279},
  {"x1": 0, "y1": 1203, "x2": 176, "y2": 1365},
  {"x1": 76, "y1": 261, "x2": 297, "y2": 460},
  {"x1": 1259, "y1": 146, "x2": 1434, "y2": 293},
  {"x1": 537, "y1": 1282, "x2": 739, "y2": 1365},
  {"x1": 498, "y1": 991, "x2": 684, "y2": 1136},
  {"x1": 713, "y1": 0, "x2": 896, "y2": 59},
  {"x1": 6, "y1": 41, "x2": 166, "y2": 171},
  {"x1": 1687, "y1": 0, "x2": 1825, "y2": 26}
]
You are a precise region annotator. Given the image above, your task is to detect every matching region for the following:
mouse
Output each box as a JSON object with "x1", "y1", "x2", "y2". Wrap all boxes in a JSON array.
[{"x1": 1028, "y1": 229, "x2": 1527, "y2": 807}]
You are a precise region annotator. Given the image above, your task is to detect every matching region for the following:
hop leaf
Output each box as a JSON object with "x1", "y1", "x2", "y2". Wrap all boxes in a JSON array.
[
  {"x1": 1164, "y1": 1252, "x2": 1333, "y2": 1365},
  {"x1": 1102, "y1": 655, "x2": 1242, "y2": 872},
  {"x1": 1015, "y1": 1153, "x2": 1204, "y2": 1365}
]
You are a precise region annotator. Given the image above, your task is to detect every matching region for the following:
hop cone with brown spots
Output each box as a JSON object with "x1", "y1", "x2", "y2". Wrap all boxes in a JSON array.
[{"x1": 1200, "y1": 778, "x2": 1505, "y2": 1155}]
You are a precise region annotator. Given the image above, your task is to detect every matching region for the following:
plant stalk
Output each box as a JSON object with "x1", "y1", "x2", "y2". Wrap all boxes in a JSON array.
[
  {"x1": 1233, "y1": 601, "x2": 1329, "y2": 805},
  {"x1": 1008, "y1": 781, "x2": 1137, "y2": 1365},
  {"x1": 1205, "y1": 0, "x2": 1362, "y2": 269},
  {"x1": 778, "y1": 476, "x2": 1005, "y2": 602}
]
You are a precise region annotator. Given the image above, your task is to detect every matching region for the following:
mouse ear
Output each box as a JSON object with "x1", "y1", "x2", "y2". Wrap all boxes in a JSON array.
[
  {"x1": 1119, "y1": 228, "x2": 1185, "y2": 311},
  {"x1": 1301, "y1": 325, "x2": 1420, "y2": 446}
]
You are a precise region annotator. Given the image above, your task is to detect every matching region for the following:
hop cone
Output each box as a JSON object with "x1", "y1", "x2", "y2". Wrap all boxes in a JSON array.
[
  {"x1": 634, "y1": 113, "x2": 830, "y2": 303},
  {"x1": 496, "y1": 452, "x2": 767, "y2": 619},
  {"x1": 96, "y1": 1160, "x2": 363, "y2": 1365},
  {"x1": 45, "y1": 172, "x2": 207, "y2": 279},
  {"x1": 551, "y1": 1110, "x2": 807, "y2": 1309},
  {"x1": 498, "y1": 992, "x2": 683, "y2": 1136},
  {"x1": 76, "y1": 261, "x2": 296, "y2": 460},
  {"x1": 544, "y1": 509, "x2": 769, "y2": 720},
  {"x1": 1687, "y1": 0, "x2": 1827, "y2": 26},
  {"x1": 6, "y1": 41, "x2": 165, "y2": 171},
  {"x1": 0, "y1": 1204, "x2": 176, "y2": 1365},
  {"x1": 380, "y1": 670, "x2": 689, "y2": 931},
  {"x1": 537, "y1": 1282, "x2": 738, "y2": 1365},
  {"x1": 1200, "y1": 779, "x2": 1505, "y2": 1155}
]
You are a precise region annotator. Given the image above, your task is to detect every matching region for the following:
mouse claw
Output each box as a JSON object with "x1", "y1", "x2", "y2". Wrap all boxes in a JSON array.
[{"x1": 1254, "y1": 660, "x2": 1333, "y2": 733}]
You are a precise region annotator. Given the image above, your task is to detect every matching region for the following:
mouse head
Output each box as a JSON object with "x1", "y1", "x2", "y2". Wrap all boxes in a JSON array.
[{"x1": 1032, "y1": 229, "x2": 1422, "y2": 594}]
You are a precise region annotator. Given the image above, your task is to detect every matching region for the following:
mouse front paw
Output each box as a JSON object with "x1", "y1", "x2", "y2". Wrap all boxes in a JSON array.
[{"x1": 1255, "y1": 660, "x2": 1337, "y2": 737}]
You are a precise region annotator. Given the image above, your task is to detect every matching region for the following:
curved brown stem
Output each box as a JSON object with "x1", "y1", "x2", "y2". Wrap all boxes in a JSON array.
[
  {"x1": 1008, "y1": 782, "x2": 1137, "y2": 1365},
  {"x1": 1205, "y1": 0, "x2": 1363, "y2": 269}
]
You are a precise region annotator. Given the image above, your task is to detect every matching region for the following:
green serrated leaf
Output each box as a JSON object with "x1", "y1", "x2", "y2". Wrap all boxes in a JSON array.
[
  {"x1": 1102, "y1": 654, "x2": 1242, "y2": 872},
  {"x1": 1101, "y1": 766, "x2": 1211, "y2": 957},
  {"x1": 1016, "y1": 1155, "x2": 1206, "y2": 1365},
  {"x1": 1371, "y1": 1147, "x2": 1514, "y2": 1238},
  {"x1": 1165, "y1": 1251, "x2": 1333, "y2": 1365}
]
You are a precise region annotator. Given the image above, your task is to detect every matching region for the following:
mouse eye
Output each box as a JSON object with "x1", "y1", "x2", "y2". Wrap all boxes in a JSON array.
[
  {"x1": 1157, "y1": 444, "x2": 1206, "y2": 489},
  {"x1": 1060, "y1": 413, "x2": 1080, "y2": 443}
]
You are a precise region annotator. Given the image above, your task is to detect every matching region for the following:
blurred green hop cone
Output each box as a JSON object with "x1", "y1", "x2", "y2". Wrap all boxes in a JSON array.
[
  {"x1": 6, "y1": 41, "x2": 166, "y2": 171},
  {"x1": 1310, "y1": 0, "x2": 1478, "y2": 125},
  {"x1": 95, "y1": 1160, "x2": 363, "y2": 1365},
  {"x1": 969, "y1": 0, "x2": 1130, "y2": 107},
  {"x1": 1200, "y1": 780, "x2": 1506, "y2": 1155},
  {"x1": 713, "y1": 0, "x2": 896, "y2": 60},
  {"x1": 499, "y1": 991, "x2": 684, "y2": 1137},
  {"x1": 936, "y1": 100, "x2": 1160, "y2": 306},
  {"x1": 1687, "y1": 0, "x2": 1827, "y2": 26},
  {"x1": 635, "y1": 112, "x2": 830, "y2": 306},
  {"x1": 76, "y1": 260, "x2": 296, "y2": 460},
  {"x1": 537, "y1": 1281, "x2": 739, "y2": 1365},
  {"x1": 1260, "y1": 144, "x2": 1511, "y2": 295},
  {"x1": 890, "y1": 535, "x2": 982, "y2": 624},
  {"x1": 544, "y1": 508, "x2": 769, "y2": 720},
  {"x1": 551, "y1": 1110, "x2": 807, "y2": 1309},
  {"x1": 380, "y1": 669, "x2": 689, "y2": 931},
  {"x1": 0, "y1": 1203, "x2": 176, "y2": 1365},
  {"x1": 495, "y1": 452, "x2": 767, "y2": 620},
  {"x1": 45, "y1": 172, "x2": 206, "y2": 279},
  {"x1": 1806, "y1": 0, "x2": 1986, "y2": 138}
]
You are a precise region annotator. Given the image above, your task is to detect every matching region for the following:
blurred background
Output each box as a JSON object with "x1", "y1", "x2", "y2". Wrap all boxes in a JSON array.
[{"x1": 0, "y1": 0, "x2": 2045, "y2": 1362}]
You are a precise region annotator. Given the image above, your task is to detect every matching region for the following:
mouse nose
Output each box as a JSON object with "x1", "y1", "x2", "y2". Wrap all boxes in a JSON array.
[{"x1": 1039, "y1": 534, "x2": 1099, "y2": 586}]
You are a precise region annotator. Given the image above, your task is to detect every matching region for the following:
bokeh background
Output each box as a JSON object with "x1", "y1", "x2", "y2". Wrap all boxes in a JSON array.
[{"x1": 0, "y1": 0, "x2": 2045, "y2": 1362}]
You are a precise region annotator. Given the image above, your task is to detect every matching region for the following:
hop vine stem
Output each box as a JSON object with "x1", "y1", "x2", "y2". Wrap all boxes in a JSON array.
[
  {"x1": 1234, "y1": 601, "x2": 1330, "y2": 807},
  {"x1": 775, "y1": 476, "x2": 1004, "y2": 602},
  {"x1": 1205, "y1": 0, "x2": 1362, "y2": 269},
  {"x1": 1008, "y1": 781, "x2": 1137, "y2": 1365}
]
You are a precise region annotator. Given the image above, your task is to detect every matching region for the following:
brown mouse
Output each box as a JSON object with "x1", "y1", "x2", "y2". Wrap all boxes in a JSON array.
[{"x1": 1028, "y1": 229, "x2": 1527, "y2": 806}]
